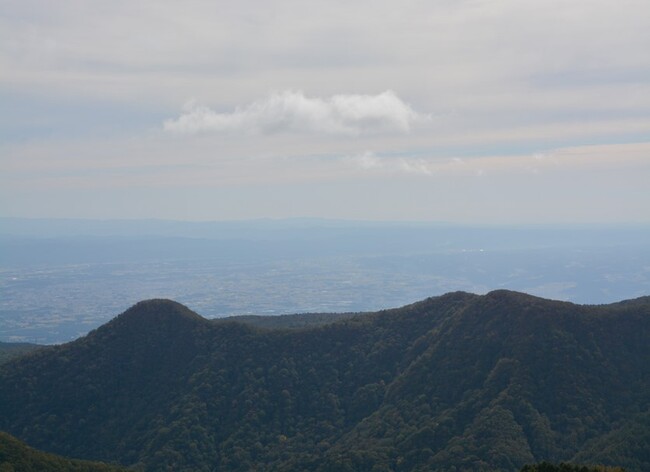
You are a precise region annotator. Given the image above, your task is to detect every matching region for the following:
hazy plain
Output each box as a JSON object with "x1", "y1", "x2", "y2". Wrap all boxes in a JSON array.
[{"x1": 2, "y1": 218, "x2": 649, "y2": 344}]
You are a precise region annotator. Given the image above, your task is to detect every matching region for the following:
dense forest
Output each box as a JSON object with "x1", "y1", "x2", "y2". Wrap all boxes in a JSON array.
[
  {"x1": 520, "y1": 463, "x2": 625, "y2": 472},
  {"x1": 0, "y1": 431, "x2": 128, "y2": 471},
  {"x1": 0, "y1": 291, "x2": 648, "y2": 471},
  {"x1": 0, "y1": 341, "x2": 40, "y2": 365}
]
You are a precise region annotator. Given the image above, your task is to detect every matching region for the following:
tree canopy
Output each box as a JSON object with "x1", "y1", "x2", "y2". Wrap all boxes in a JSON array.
[{"x1": 1, "y1": 291, "x2": 648, "y2": 471}]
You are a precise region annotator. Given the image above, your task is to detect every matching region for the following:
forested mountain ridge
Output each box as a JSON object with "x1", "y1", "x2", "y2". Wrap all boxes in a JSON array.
[
  {"x1": 0, "y1": 291, "x2": 648, "y2": 471},
  {"x1": 0, "y1": 341, "x2": 41, "y2": 365},
  {"x1": 0, "y1": 431, "x2": 128, "y2": 471}
]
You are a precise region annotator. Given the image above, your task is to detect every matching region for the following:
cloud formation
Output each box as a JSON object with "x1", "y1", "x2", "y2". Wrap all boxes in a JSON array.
[
  {"x1": 3, "y1": 1, "x2": 649, "y2": 222},
  {"x1": 164, "y1": 90, "x2": 424, "y2": 136},
  {"x1": 353, "y1": 151, "x2": 434, "y2": 176},
  {"x1": 349, "y1": 142, "x2": 650, "y2": 179}
]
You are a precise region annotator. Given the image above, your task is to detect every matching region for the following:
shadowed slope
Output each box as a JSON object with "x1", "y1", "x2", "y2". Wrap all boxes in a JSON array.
[
  {"x1": 0, "y1": 341, "x2": 41, "y2": 365},
  {"x1": 0, "y1": 431, "x2": 128, "y2": 471}
]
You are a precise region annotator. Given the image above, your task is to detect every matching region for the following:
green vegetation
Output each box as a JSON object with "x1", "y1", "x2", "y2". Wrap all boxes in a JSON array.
[
  {"x1": 520, "y1": 463, "x2": 625, "y2": 471},
  {"x1": 0, "y1": 342, "x2": 41, "y2": 365},
  {"x1": 0, "y1": 291, "x2": 648, "y2": 471},
  {"x1": 223, "y1": 310, "x2": 361, "y2": 329},
  {"x1": 0, "y1": 431, "x2": 128, "y2": 471}
]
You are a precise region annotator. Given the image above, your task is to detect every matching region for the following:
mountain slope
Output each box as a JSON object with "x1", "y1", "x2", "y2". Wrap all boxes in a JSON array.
[
  {"x1": 0, "y1": 341, "x2": 41, "y2": 365},
  {"x1": 0, "y1": 291, "x2": 648, "y2": 471},
  {"x1": 323, "y1": 290, "x2": 650, "y2": 471},
  {"x1": 0, "y1": 431, "x2": 128, "y2": 472}
]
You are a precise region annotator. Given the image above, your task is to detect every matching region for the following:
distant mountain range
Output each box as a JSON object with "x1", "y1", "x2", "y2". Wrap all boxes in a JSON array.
[{"x1": 1, "y1": 291, "x2": 648, "y2": 471}]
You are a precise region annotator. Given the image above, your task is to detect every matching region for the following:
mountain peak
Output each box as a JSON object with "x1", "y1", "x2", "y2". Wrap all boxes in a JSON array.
[
  {"x1": 123, "y1": 298, "x2": 202, "y2": 319},
  {"x1": 121, "y1": 298, "x2": 203, "y2": 320},
  {"x1": 94, "y1": 299, "x2": 206, "y2": 341},
  {"x1": 485, "y1": 289, "x2": 530, "y2": 299},
  {"x1": 1, "y1": 292, "x2": 649, "y2": 471},
  {"x1": 483, "y1": 289, "x2": 554, "y2": 304}
]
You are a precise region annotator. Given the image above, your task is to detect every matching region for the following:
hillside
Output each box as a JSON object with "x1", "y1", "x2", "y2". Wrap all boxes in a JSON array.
[
  {"x1": 0, "y1": 431, "x2": 128, "y2": 471},
  {"x1": 0, "y1": 291, "x2": 648, "y2": 471},
  {"x1": 0, "y1": 341, "x2": 41, "y2": 365},
  {"x1": 222, "y1": 311, "x2": 361, "y2": 330}
]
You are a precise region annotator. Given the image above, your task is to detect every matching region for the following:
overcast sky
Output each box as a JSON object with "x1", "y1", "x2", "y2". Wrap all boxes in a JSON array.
[{"x1": 1, "y1": 0, "x2": 649, "y2": 223}]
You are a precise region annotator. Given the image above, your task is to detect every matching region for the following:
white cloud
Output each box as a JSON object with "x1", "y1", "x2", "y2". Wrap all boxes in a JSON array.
[
  {"x1": 348, "y1": 142, "x2": 650, "y2": 179},
  {"x1": 2, "y1": 0, "x2": 650, "y2": 222},
  {"x1": 350, "y1": 151, "x2": 434, "y2": 176},
  {"x1": 164, "y1": 90, "x2": 425, "y2": 136},
  {"x1": 355, "y1": 151, "x2": 383, "y2": 170}
]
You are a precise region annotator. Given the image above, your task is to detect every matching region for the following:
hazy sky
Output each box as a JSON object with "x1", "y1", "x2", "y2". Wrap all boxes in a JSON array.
[{"x1": 1, "y1": 0, "x2": 649, "y2": 223}]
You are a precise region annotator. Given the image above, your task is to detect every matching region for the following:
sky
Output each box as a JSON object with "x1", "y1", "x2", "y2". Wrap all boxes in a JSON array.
[{"x1": 1, "y1": 0, "x2": 649, "y2": 223}]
